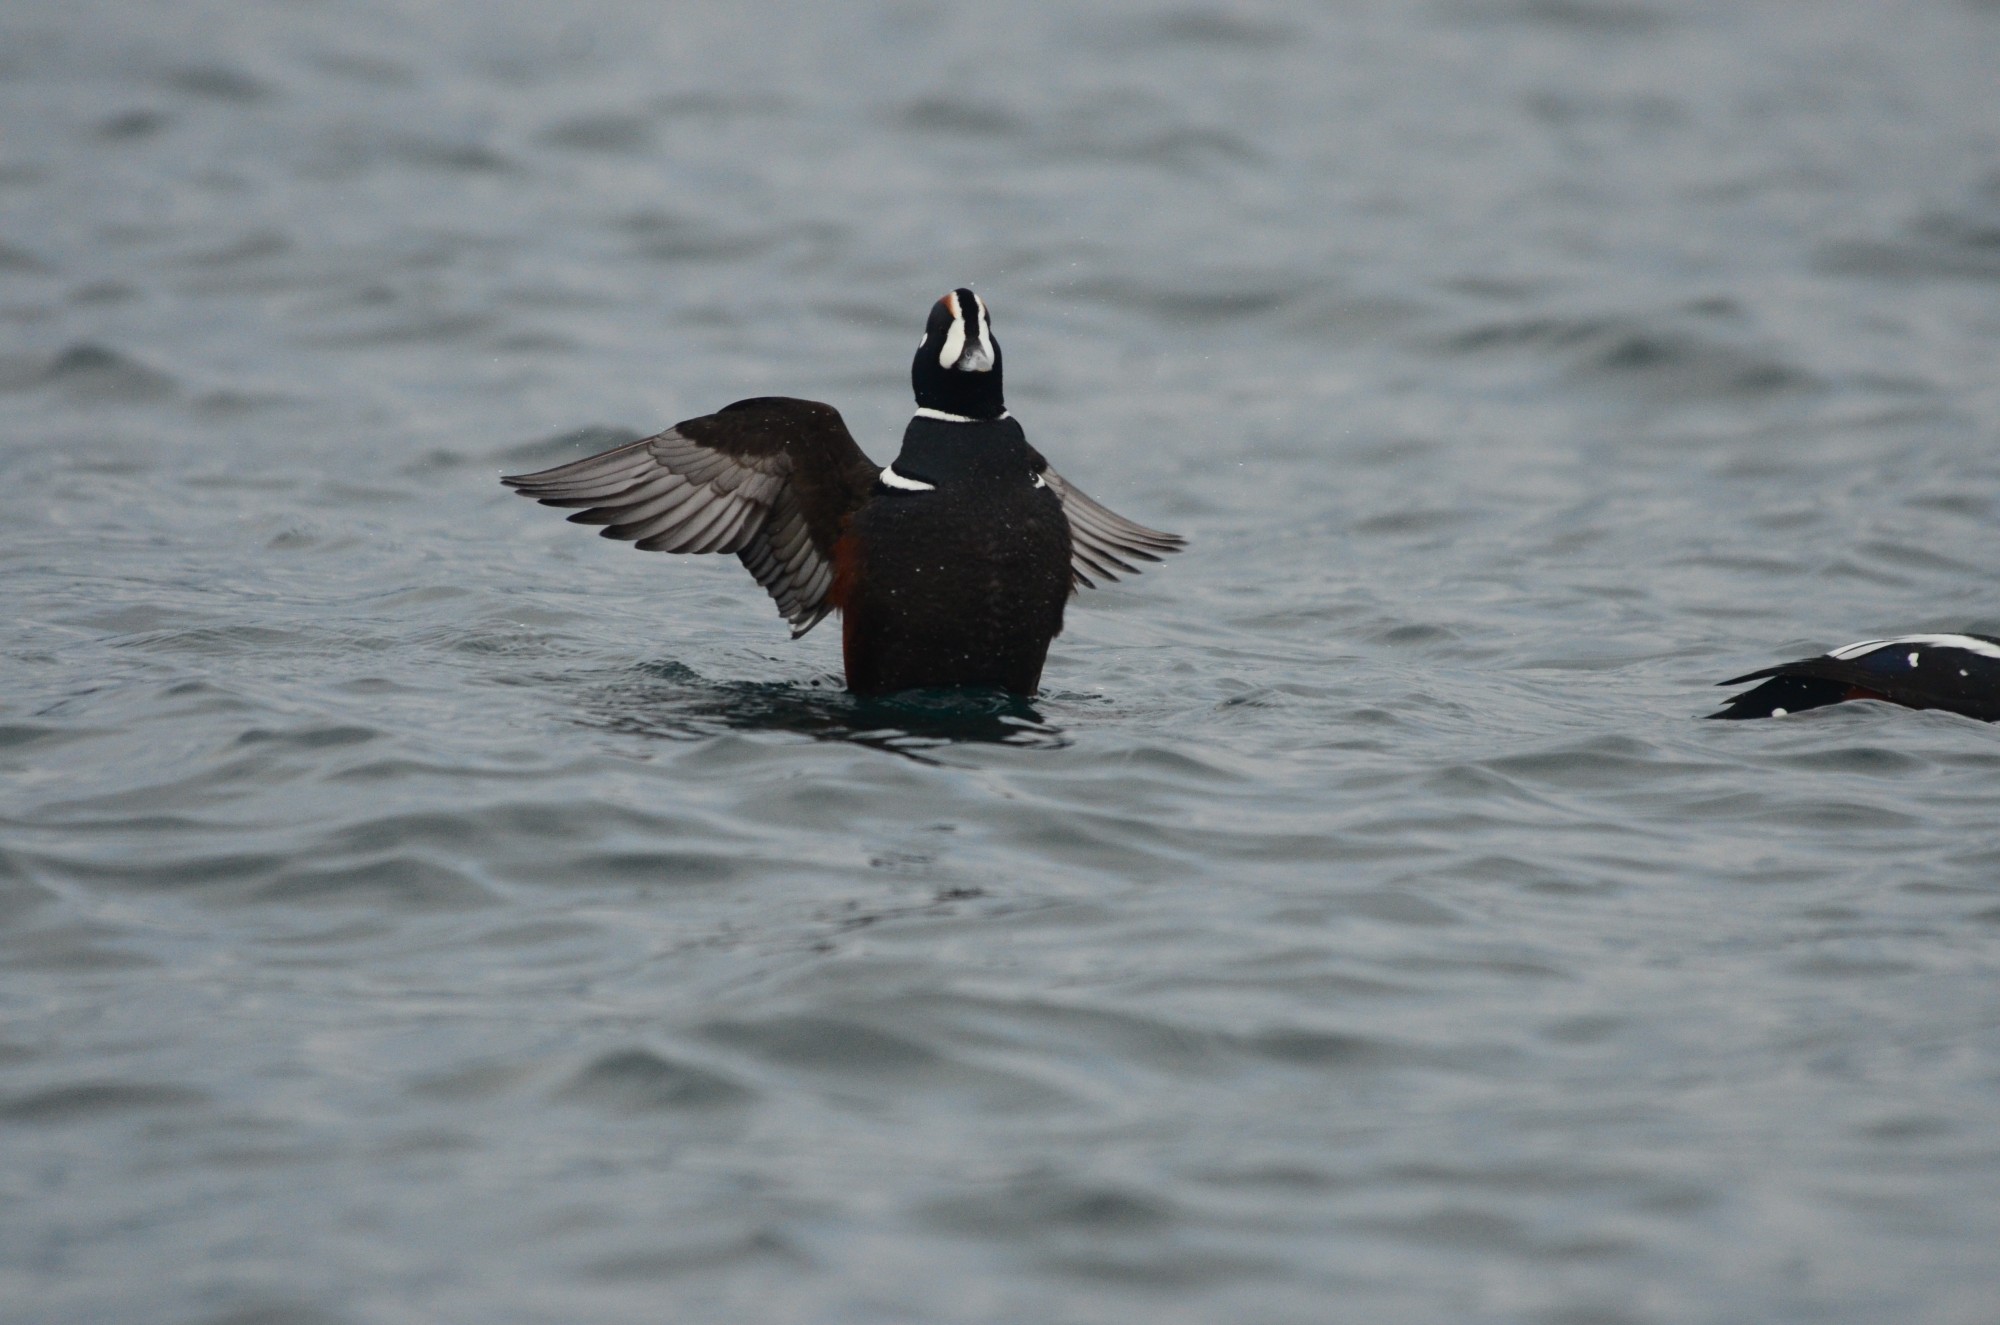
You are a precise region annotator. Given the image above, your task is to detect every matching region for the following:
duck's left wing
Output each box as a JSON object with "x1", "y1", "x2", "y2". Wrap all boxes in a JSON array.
[{"x1": 1038, "y1": 467, "x2": 1185, "y2": 590}]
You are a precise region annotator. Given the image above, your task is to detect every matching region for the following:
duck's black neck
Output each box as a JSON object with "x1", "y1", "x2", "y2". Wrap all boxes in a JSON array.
[{"x1": 892, "y1": 413, "x2": 1030, "y2": 485}]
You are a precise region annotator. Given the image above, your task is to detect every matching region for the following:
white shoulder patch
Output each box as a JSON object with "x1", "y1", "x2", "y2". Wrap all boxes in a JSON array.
[
  {"x1": 879, "y1": 465, "x2": 935, "y2": 492},
  {"x1": 1829, "y1": 634, "x2": 2000, "y2": 661}
]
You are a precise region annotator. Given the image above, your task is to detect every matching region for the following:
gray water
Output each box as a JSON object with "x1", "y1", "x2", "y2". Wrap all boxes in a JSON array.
[{"x1": 5, "y1": 2, "x2": 2000, "y2": 1322}]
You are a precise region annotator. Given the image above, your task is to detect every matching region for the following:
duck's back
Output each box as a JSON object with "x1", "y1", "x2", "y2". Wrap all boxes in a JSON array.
[{"x1": 839, "y1": 416, "x2": 1071, "y2": 695}]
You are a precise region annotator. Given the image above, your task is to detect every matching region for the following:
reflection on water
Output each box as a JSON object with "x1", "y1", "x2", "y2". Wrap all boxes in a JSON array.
[{"x1": 576, "y1": 660, "x2": 1068, "y2": 760}]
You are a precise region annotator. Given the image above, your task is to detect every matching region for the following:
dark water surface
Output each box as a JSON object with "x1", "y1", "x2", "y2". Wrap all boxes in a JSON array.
[{"x1": 5, "y1": 2, "x2": 2000, "y2": 1321}]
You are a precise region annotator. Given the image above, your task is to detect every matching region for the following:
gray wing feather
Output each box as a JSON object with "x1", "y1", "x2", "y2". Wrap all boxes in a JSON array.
[
  {"x1": 503, "y1": 426, "x2": 834, "y2": 632},
  {"x1": 577, "y1": 476, "x2": 694, "y2": 529},
  {"x1": 735, "y1": 489, "x2": 837, "y2": 637},
  {"x1": 1042, "y1": 469, "x2": 1186, "y2": 590}
]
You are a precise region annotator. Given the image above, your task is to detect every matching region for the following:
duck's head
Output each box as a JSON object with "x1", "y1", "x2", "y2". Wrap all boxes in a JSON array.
[{"x1": 911, "y1": 287, "x2": 1004, "y2": 420}]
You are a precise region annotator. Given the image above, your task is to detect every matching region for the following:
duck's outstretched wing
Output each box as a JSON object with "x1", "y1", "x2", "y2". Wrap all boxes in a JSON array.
[
  {"x1": 1708, "y1": 633, "x2": 2000, "y2": 721},
  {"x1": 1039, "y1": 467, "x2": 1186, "y2": 590},
  {"x1": 502, "y1": 396, "x2": 880, "y2": 637}
]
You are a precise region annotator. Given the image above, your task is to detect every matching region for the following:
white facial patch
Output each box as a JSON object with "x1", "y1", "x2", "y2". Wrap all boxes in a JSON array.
[
  {"x1": 1829, "y1": 634, "x2": 2000, "y2": 661},
  {"x1": 936, "y1": 291, "x2": 996, "y2": 373},
  {"x1": 938, "y1": 308, "x2": 966, "y2": 368},
  {"x1": 879, "y1": 465, "x2": 935, "y2": 492}
]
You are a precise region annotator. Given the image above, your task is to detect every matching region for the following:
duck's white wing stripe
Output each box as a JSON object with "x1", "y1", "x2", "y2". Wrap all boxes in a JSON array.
[{"x1": 1829, "y1": 634, "x2": 2000, "y2": 661}]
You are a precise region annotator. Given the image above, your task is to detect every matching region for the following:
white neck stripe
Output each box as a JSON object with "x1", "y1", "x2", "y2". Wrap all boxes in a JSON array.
[
  {"x1": 879, "y1": 465, "x2": 935, "y2": 491},
  {"x1": 913, "y1": 407, "x2": 1009, "y2": 423}
]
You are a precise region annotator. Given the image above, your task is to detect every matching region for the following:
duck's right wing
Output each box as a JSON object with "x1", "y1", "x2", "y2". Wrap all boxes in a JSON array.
[{"x1": 502, "y1": 396, "x2": 880, "y2": 637}]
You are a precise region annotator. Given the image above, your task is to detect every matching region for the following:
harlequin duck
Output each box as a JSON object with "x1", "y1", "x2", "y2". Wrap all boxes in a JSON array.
[
  {"x1": 502, "y1": 289, "x2": 1182, "y2": 695},
  {"x1": 1709, "y1": 634, "x2": 2000, "y2": 721}
]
